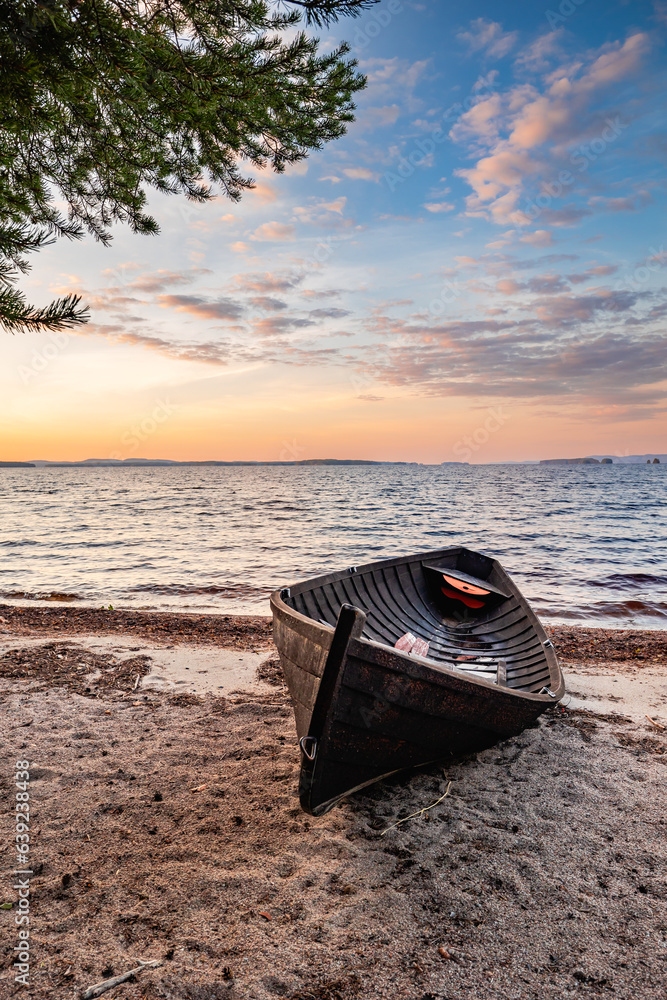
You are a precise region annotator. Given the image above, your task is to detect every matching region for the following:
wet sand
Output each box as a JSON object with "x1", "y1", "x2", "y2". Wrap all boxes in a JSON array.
[{"x1": 0, "y1": 608, "x2": 665, "y2": 999}]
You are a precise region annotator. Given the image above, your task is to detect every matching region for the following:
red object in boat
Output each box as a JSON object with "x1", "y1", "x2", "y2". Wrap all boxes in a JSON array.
[
  {"x1": 442, "y1": 574, "x2": 490, "y2": 596},
  {"x1": 441, "y1": 585, "x2": 485, "y2": 609}
]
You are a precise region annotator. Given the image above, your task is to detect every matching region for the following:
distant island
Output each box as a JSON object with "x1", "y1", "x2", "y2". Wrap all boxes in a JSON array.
[
  {"x1": 540, "y1": 457, "x2": 610, "y2": 465},
  {"x1": 541, "y1": 455, "x2": 662, "y2": 465},
  {"x1": 5, "y1": 458, "x2": 422, "y2": 469},
  {"x1": 1, "y1": 455, "x2": 662, "y2": 469}
]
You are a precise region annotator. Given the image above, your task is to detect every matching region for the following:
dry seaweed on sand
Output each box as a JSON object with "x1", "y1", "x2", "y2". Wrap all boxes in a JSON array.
[
  {"x1": 0, "y1": 603, "x2": 273, "y2": 648},
  {"x1": 0, "y1": 641, "x2": 152, "y2": 695},
  {"x1": 547, "y1": 625, "x2": 667, "y2": 664}
]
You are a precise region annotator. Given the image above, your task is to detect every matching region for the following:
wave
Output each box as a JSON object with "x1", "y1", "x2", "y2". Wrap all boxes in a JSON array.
[
  {"x1": 126, "y1": 582, "x2": 269, "y2": 599},
  {"x1": 586, "y1": 572, "x2": 667, "y2": 589},
  {"x1": 0, "y1": 590, "x2": 82, "y2": 601},
  {"x1": 538, "y1": 598, "x2": 667, "y2": 622}
]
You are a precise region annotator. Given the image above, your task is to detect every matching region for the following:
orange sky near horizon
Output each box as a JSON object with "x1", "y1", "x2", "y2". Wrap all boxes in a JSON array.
[{"x1": 2, "y1": 372, "x2": 665, "y2": 464}]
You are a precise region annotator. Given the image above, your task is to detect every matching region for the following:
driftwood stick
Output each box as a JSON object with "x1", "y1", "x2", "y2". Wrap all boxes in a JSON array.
[
  {"x1": 81, "y1": 959, "x2": 161, "y2": 999},
  {"x1": 381, "y1": 781, "x2": 452, "y2": 836},
  {"x1": 646, "y1": 714, "x2": 665, "y2": 730}
]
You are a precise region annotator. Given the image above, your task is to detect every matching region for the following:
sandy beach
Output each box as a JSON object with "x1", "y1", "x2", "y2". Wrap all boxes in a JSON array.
[{"x1": 1, "y1": 606, "x2": 665, "y2": 999}]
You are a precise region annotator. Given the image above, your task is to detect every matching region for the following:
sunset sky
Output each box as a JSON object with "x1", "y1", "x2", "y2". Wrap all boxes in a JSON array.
[{"x1": 2, "y1": 0, "x2": 666, "y2": 463}]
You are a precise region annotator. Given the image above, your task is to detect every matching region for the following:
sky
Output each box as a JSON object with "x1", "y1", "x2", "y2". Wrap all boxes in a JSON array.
[{"x1": 2, "y1": 0, "x2": 666, "y2": 464}]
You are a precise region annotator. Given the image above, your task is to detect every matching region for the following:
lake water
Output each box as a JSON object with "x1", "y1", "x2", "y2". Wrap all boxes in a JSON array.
[{"x1": 0, "y1": 464, "x2": 665, "y2": 628}]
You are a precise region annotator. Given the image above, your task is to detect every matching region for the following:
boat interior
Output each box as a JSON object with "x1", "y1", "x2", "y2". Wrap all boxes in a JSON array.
[{"x1": 285, "y1": 548, "x2": 553, "y2": 694}]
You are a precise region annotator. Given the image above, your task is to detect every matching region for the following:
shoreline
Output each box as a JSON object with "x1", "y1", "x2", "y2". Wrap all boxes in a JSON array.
[
  {"x1": 0, "y1": 603, "x2": 274, "y2": 649},
  {"x1": 1, "y1": 601, "x2": 666, "y2": 662}
]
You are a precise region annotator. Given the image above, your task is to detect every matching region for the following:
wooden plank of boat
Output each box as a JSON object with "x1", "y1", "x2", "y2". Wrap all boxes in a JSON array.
[{"x1": 270, "y1": 545, "x2": 565, "y2": 816}]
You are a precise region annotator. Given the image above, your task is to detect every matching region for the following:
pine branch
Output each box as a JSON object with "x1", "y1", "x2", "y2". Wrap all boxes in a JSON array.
[
  {"x1": 0, "y1": 0, "x2": 371, "y2": 332},
  {"x1": 284, "y1": 1, "x2": 380, "y2": 27},
  {"x1": 0, "y1": 286, "x2": 90, "y2": 334},
  {"x1": 0, "y1": 1, "x2": 367, "y2": 244}
]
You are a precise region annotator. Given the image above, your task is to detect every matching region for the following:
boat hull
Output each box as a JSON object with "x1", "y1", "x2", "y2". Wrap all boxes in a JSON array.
[{"x1": 271, "y1": 546, "x2": 564, "y2": 815}]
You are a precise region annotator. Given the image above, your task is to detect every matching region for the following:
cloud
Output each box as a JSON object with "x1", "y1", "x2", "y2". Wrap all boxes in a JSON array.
[
  {"x1": 293, "y1": 197, "x2": 353, "y2": 229},
  {"x1": 100, "y1": 262, "x2": 142, "y2": 278},
  {"x1": 342, "y1": 167, "x2": 381, "y2": 182},
  {"x1": 531, "y1": 288, "x2": 640, "y2": 325},
  {"x1": 588, "y1": 192, "x2": 652, "y2": 213},
  {"x1": 128, "y1": 269, "x2": 212, "y2": 294},
  {"x1": 249, "y1": 296, "x2": 288, "y2": 311},
  {"x1": 567, "y1": 264, "x2": 618, "y2": 284},
  {"x1": 230, "y1": 241, "x2": 249, "y2": 254},
  {"x1": 424, "y1": 201, "x2": 455, "y2": 213},
  {"x1": 484, "y1": 264, "x2": 631, "y2": 303},
  {"x1": 525, "y1": 274, "x2": 569, "y2": 295},
  {"x1": 157, "y1": 295, "x2": 244, "y2": 321},
  {"x1": 300, "y1": 288, "x2": 344, "y2": 300},
  {"x1": 511, "y1": 253, "x2": 579, "y2": 271},
  {"x1": 514, "y1": 32, "x2": 563, "y2": 72},
  {"x1": 457, "y1": 19, "x2": 518, "y2": 59},
  {"x1": 250, "y1": 222, "x2": 296, "y2": 242},
  {"x1": 450, "y1": 92, "x2": 505, "y2": 144},
  {"x1": 284, "y1": 160, "x2": 309, "y2": 177},
  {"x1": 320, "y1": 197, "x2": 347, "y2": 215},
  {"x1": 251, "y1": 315, "x2": 316, "y2": 338},
  {"x1": 587, "y1": 264, "x2": 618, "y2": 275},
  {"x1": 360, "y1": 298, "x2": 666, "y2": 403},
  {"x1": 80, "y1": 326, "x2": 238, "y2": 367},
  {"x1": 356, "y1": 105, "x2": 401, "y2": 130},
  {"x1": 308, "y1": 308, "x2": 352, "y2": 320},
  {"x1": 249, "y1": 180, "x2": 277, "y2": 204},
  {"x1": 519, "y1": 230, "x2": 554, "y2": 247},
  {"x1": 377, "y1": 213, "x2": 418, "y2": 222},
  {"x1": 232, "y1": 271, "x2": 302, "y2": 294},
  {"x1": 361, "y1": 58, "x2": 429, "y2": 98},
  {"x1": 538, "y1": 205, "x2": 592, "y2": 227},
  {"x1": 473, "y1": 70, "x2": 499, "y2": 92},
  {"x1": 495, "y1": 279, "x2": 522, "y2": 295},
  {"x1": 452, "y1": 33, "x2": 650, "y2": 226}
]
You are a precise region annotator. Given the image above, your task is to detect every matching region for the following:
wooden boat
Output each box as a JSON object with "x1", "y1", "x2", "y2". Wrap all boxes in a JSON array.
[{"x1": 270, "y1": 546, "x2": 564, "y2": 815}]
